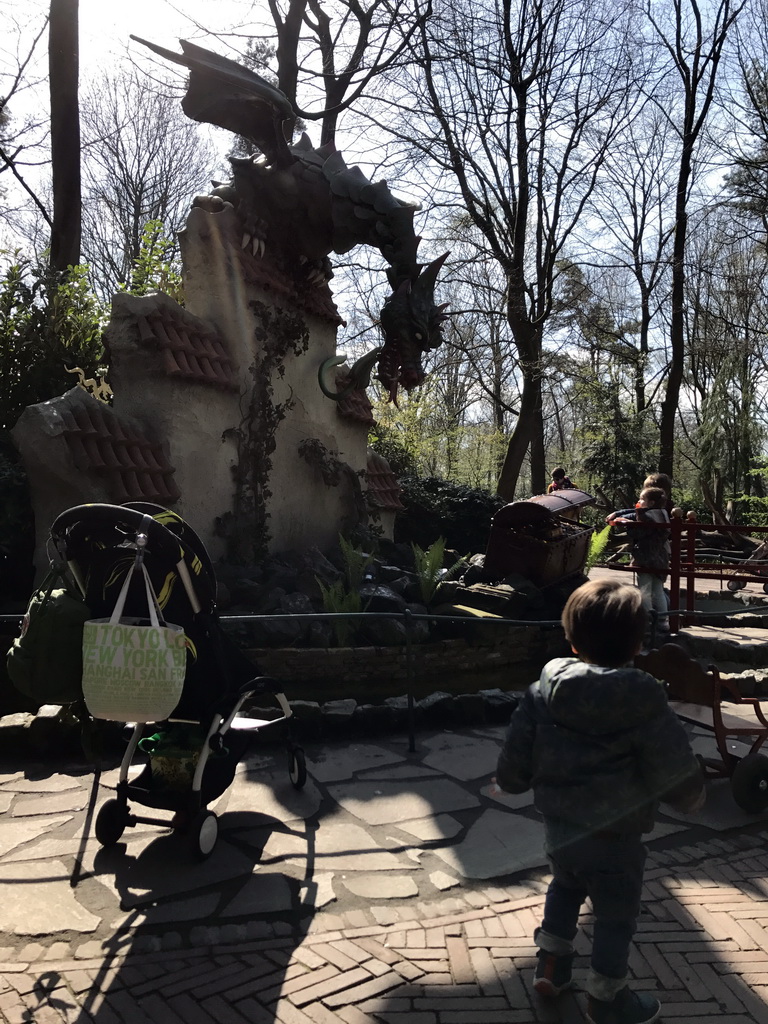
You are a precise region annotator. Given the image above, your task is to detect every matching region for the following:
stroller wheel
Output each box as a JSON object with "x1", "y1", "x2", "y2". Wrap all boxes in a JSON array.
[
  {"x1": 289, "y1": 747, "x2": 307, "y2": 790},
  {"x1": 95, "y1": 799, "x2": 127, "y2": 846},
  {"x1": 763, "y1": 583, "x2": 768, "y2": 594},
  {"x1": 731, "y1": 754, "x2": 768, "y2": 814},
  {"x1": 727, "y1": 579, "x2": 745, "y2": 592},
  {"x1": 190, "y1": 810, "x2": 218, "y2": 859}
]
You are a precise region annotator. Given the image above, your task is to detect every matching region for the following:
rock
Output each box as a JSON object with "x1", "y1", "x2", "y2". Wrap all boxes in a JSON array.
[
  {"x1": 383, "y1": 694, "x2": 411, "y2": 727},
  {"x1": 248, "y1": 610, "x2": 304, "y2": 647},
  {"x1": 279, "y1": 546, "x2": 342, "y2": 583},
  {"x1": 359, "y1": 584, "x2": 407, "y2": 613},
  {"x1": 433, "y1": 579, "x2": 464, "y2": 603},
  {"x1": 403, "y1": 610, "x2": 431, "y2": 644},
  {"x1": 379, "y1": 565, "x2": 416, "y2": 584},
  {"x1": 279, "y1": 592, "x2": 314, "y2": 615},
  {"x1": 403, "y1": 579, "x2": 425, "y2": 603},
  {"x1": 307, "y1": 619, "x2": 334, "y2": 648},
  {"x1": 322, "y1": 698, "x2": 357, "y2": 728},
  {"x1": 27, "y1": 705, "x2": 78, "y2": 757},
  {"x1": 294, "y1": 571, "x2": 324, "y2": 603},
  {"x1": 416, "y1": 691, "x2": 453, "y2": 723},
  {"x1": 451, "y1": 692, "x2": 486, "y2": 725},
  {"x1": 263, "y1": 566, "x2": 300, "y2": 592},
  {"x1": 383, "y1": 574, "x2": 414, "y2": 596},
  {"x1": 0, "y1": 713, "x2": 32, "y2": 757},
  {"x1": 230, "y1": 579, "x2": 268, "y2": 605},
  {"x1": 354, "y1": 703, "x2": 398, "y2": 734},
  {"x1": 377, "y1": 540, "x2": 415, "y2": 570},
  {"x1": 358, "y1": 617, "x2": 408, "y2": 647},
  {"x1": 290, "y1": 700, "x2": 324, "y2": 740},
  {"x1": 462, "y1": 562, "x2": 492, "y2": 586},
  {"x1": 479, "y1": 688, "x2": 521, "y2": 723}
]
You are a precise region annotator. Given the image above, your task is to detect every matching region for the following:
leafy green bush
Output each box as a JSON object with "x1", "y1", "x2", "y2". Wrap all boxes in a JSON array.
[
  {"x1": 368, "y1": 425, "x2": 418, "y2": 477},
  {"x1": 730, "y1": 496, "x2": 768, "y2": 528},
  {"x1": 396, "y1": 477, "x2": 506, "y2": 554},
  {"x1": 0, "y1": 253, "x2": 105, "y2": 434}
]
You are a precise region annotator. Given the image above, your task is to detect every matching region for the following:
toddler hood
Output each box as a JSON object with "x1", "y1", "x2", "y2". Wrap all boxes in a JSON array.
[{"x1": 537, "y1": 656, "x2": 667, "y2": 736}]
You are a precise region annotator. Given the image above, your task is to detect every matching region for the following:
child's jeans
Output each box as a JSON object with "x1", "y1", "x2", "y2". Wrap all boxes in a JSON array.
[
  {"x1": 536, "y1": 826, "x2": 647, "y2": 1000},
  {"x1": 637, "y1": 572, "x2": 669, "y2": 631}
]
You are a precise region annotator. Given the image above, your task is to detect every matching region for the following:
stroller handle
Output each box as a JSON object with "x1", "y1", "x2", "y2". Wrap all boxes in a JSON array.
[{"x1": 51, "y1": 503, "x2": 186, "y2": 564}]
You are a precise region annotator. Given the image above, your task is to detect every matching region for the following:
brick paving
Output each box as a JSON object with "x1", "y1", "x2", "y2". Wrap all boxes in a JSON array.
[
  {"x1": 4, "y1": 606, "x2": 768, "y2": 1024},
  {"x1": 3, "y1": 833, "x2": 768, "y2": 1022},
  {"x1": 1, "y1": 761, "x2": 768, "y2": 1021}
]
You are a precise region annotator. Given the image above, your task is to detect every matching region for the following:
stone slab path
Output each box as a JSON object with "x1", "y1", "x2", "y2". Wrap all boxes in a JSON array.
[{"x1": 2, "y1": 721, "x2": 768, "y2": 1022}]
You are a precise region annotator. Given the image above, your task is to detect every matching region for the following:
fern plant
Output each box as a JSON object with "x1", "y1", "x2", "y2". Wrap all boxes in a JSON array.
[
  {"x1": 338, "y1": 534, "x2": 375, "y2": 591},
  {"x1": 315, "y1": 578, "x2": 362, "y2": 647},
  {"x1": 411, "y1": 537, "x2": 468, "y2": 605},
  {"x1": 585, "y1": 525, "x2": 612, "y2": 572},
  {"x1": 316, "y1": 535, "x2": 375, "y2": 646}
]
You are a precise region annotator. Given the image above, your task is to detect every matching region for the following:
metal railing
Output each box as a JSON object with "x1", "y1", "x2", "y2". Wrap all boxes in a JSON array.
[{"x1": 604, "y1": 516, "x2": 768, "y2": 632}]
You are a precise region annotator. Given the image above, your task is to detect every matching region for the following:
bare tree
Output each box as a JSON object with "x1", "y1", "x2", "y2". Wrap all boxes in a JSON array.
[
  {"x1": 179, "y1": 0, "x2": 430, "y2": 146},
  {"x1": 643, "y1": 0, "x2": 746, "y2": 479},
  {"x1": 0, "y1": 2, "x2": 51, "y2": 236},
  {"x1": 79, "y1": 68, "x2": 220, "y2": 297},
  {"x1": 588, "y1": 98, "x2": 678, "y2": 415},
  {"x1": 377, "y1": 0, "x2": 636, "y2": 499}
]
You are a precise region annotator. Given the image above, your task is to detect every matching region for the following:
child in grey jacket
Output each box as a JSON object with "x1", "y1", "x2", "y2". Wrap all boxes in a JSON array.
[{"x1": 495, "y1": 579, "x2": 704, "y2": 1024}]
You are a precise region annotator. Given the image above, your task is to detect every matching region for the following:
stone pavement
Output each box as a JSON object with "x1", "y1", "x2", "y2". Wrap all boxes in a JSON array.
[{"x1": 2, "y1": 721, "x2": 768, "y2": 1023}]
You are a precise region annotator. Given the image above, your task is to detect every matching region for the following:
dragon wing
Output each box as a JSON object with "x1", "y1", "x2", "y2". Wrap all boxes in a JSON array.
[{"x1": 130, "y1": 36, "x2": 295, "y2": 168}]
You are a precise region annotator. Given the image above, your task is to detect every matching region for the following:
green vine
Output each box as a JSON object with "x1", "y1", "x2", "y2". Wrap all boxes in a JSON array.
[{"x1": 222, "y1": 300, "x2": 309, "y2": 562}]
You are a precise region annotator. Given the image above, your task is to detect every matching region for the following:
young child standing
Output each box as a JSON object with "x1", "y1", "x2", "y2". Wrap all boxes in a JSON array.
[
  {"x1": 495, "y1": 579, "x2": 704, "y2": 1024},
  {"x1": 609, "y1": 487, "x2": 671, "y2": 635}
]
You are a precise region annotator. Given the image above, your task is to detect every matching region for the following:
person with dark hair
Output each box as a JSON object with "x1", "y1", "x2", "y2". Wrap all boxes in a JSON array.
[
  {"x1": 494, "y1": 579, "x2": 704, "y2": 1024},
  {"x1": 548, "y1": 467, "x2": 575, "y2": 492}
]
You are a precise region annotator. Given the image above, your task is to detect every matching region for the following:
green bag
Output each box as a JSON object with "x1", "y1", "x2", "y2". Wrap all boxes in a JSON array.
[{"x1": 6, "y1": 566, "x2": 91, "y2": 706}]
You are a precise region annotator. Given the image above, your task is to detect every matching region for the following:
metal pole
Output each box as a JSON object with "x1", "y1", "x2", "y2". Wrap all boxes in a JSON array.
[{"x1": 404, "y1": 608, "x2": 415, "y2": 753}]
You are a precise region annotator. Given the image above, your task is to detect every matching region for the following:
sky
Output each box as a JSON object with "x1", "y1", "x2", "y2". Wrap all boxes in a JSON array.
[
  {"x1": 0, "y1": 0, "x2": 272, "y2": 249},
  {"x1": 77, "y1": 0, "x2": 252, "y2": 73}
]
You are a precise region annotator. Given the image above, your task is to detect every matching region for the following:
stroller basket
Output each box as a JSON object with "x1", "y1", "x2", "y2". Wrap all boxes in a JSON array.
[{"x1": 47, "y1": 501, "x2": 308, "y2": 859}]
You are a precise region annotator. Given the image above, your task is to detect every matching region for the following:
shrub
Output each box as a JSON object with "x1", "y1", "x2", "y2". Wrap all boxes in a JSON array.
[{"x1": 396, "y1": 477, "x2": 506, "y2": 554}]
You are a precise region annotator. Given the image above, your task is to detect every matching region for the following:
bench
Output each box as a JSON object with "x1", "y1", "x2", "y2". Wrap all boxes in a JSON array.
[{"x1": 635, "y1": 642, "x2": 768, "y2": 813}]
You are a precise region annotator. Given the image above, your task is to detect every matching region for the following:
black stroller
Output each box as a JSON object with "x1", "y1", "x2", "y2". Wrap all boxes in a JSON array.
[{"x1": 48, "y1": 501, "x2": 307, "y2": 859}]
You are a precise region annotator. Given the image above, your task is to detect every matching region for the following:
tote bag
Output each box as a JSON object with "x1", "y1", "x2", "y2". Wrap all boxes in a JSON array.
[{"x1": 82, "y1": 563, "x2": 187, "y2": 722}]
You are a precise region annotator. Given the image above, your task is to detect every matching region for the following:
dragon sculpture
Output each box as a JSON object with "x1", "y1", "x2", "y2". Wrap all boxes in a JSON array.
[{"x1": 131, "y1": 37, "x2": 449, "y2": 404}]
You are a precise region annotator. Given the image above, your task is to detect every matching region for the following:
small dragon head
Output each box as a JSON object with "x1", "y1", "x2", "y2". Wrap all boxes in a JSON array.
[{"x1": 377, "y1": 253, "x2": 450, "y2": 404}]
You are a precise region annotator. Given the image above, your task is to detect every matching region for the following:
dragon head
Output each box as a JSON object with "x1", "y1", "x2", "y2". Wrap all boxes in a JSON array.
[{"x1": 376, "y1": 253, "x2": 450, "y2": 404}]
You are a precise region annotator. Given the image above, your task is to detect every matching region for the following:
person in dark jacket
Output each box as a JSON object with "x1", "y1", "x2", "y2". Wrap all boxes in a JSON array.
[{"x1": 495, "y1": 578, "x2": 704, "y2": 1024}]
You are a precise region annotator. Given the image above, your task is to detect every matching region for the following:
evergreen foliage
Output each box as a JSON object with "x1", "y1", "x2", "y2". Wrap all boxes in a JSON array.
[{"x1": 395, "y1": 477, "x2": 505, "y2": 555}]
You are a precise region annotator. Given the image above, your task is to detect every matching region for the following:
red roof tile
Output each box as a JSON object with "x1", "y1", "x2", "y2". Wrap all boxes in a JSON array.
[
  {"x1": 336, "y1": 371, "x2": 375, "y2": 426},
  {"x1": 237, "y1": 244, "x2": 345, "y2": 326},
  {"x1": 366, "y1": 450, "x2": 404, "y2": 511},
  {"x1": 134, "y1": 307, "x2": 239, "y2": 391},
  {"x1": 60, "y1": 399, "x2": 180, "y2": 505}
]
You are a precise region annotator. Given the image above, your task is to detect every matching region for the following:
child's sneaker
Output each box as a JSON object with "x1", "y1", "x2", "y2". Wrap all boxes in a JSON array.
[
  {"x1": 533, "y1": 949, "x2": 575, "y2": 997},
  {"x1": 586, "y1": 987, "x2": 661, "y2": 1024}
]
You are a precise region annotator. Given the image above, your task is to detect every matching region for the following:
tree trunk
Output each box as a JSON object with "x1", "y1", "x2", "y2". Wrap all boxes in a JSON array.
[
  {"x1": 49, "y1": 0, "x2": 81, "y2": 271},
  {"x1": 496, "y1": 366, "x2": 542, "y2": 501}
]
